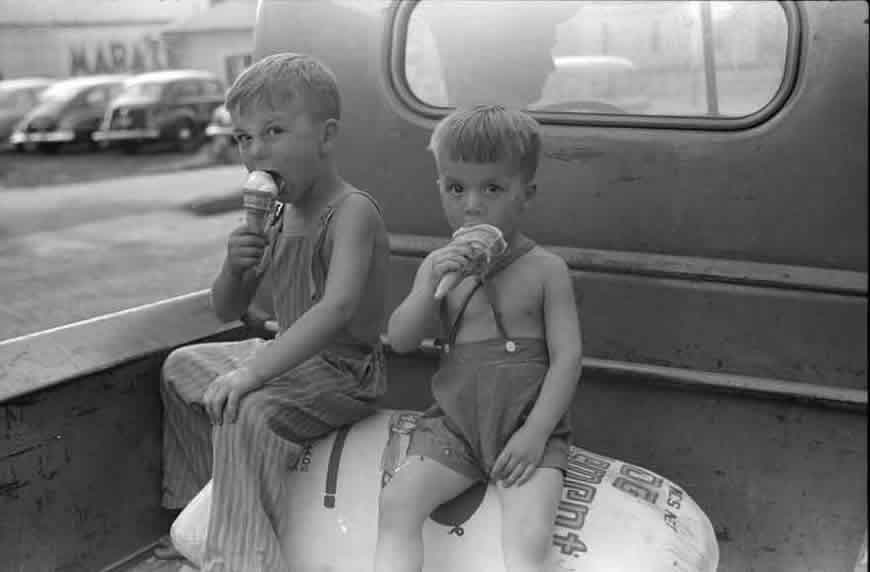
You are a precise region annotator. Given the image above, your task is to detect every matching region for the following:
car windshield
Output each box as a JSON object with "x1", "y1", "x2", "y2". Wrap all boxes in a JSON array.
[
  {"x1": 0, "y1": 88, "x2": 24, "y2": 109},
  {"x1": 38, "y1": 82, "x2": 87, "y2": 103},
  {"x1": 119, "y1": 81, "x2": 165, "y2": 98}
]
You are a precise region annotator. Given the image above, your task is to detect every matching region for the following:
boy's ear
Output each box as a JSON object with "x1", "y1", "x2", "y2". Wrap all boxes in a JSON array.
[{"x1": 320, "y1": 118, "x2": 339, "y2": 153}]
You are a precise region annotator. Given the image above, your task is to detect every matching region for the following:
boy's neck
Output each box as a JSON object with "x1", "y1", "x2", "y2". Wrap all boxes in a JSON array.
[
  {"x1": 291, "y1": 164, "x2": 345, "y2": 217},
  {"x1": 502, "y1": 229, "x2": 524, "y2": 250}
]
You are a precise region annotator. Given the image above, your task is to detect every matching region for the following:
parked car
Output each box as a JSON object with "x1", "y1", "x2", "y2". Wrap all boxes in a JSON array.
[
  {"x1": 0, "y1": 77, "x2": 55, "y2": 149},
  {"x1": 9, "y1": 74, "x2": 129, "y2": 152},
  {"x1": 204, "y1": 104, "x2": 239, "y2": 163},
  {"x1": 93, "y1": 69, "x2": 225, "y2": 153}
]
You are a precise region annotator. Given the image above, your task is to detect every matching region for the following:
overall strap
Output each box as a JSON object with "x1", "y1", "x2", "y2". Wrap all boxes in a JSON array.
[
  {"x1": 442, "y1": 234, "x2": 536, "y2": 349},
  {"x1": 309, "y1": 191, "x2": 382, "y2": 300},
  {"x1": 443, "y1": 279, "x2": 484, "y2": 347},
  {"x1": 481, "y1": 234, "x2": 536, "y2": 342},
  {"x1": 321, "y1": 190, "x2": 383, "y2": 226},
  {"x1": 253, "y1": 201, "x2": 286, "y2": 278},
  {"x1": 270, "y1": 201, "x2": 286, "y2": 230}
]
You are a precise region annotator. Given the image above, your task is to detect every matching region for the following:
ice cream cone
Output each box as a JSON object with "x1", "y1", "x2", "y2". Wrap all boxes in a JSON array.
[
  {"x1": 434, "y1": 224, "x2": 507, "y2": 299},
  {"x1": 242, "y1": 170, "x2": 278, "y2": 233}
]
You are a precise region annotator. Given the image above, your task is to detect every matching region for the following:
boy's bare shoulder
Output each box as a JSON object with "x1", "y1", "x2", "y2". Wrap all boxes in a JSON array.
[
  {"x1": 332, "y1": 187, "x2": 385, "y2": 228},
  {"x1": 523, "y1": 245, "x2": 569, "y2": 277},
  {"x1": 499, "y1": 245, "x2": 567, "y2": 297}
]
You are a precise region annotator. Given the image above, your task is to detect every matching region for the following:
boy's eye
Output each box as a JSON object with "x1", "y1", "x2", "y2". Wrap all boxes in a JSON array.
[
  {"x1": 484, "y1": 184, "x2": 504, "y2": 194},
  {"x1": 233, "y1": 133, "x2": 251, "y2": 144},
  {"x1": 446, "y1": 182, "x2": 464, "y2": 195},
  {"x1": 265, "y1": 125, "x2": 284, "y2": 137}
]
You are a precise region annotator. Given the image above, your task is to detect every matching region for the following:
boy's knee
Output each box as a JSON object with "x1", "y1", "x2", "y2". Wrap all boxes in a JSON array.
[{"x1": 161, "y1": 346, "x2": 194, "y2": 382}]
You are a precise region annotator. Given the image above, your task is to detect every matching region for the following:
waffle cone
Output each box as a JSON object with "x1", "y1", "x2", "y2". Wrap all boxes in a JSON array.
[{"x1": 243, "y1": 190, "x2": 274, "y2": 211}]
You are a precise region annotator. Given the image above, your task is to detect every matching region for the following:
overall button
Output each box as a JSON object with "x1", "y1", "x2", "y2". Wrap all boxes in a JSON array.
[{"x1": 505, "y1": 340, "x2": 517, "y2": 353}]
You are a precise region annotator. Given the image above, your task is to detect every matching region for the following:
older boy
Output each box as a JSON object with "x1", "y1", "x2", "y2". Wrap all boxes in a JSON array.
[
  {"x1": 159, "y1": 53, "x2": 390, "y2": 570},
  {"x1": 375, "y1": 105, "x2": 582, "y2": 572}
]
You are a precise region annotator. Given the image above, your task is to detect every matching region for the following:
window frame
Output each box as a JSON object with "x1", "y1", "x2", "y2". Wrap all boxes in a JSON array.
[{"x1": 384, "y1": 0, "x2": 803, "y2": 131}]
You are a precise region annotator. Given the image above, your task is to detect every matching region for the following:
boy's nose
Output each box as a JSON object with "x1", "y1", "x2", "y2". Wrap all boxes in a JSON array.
[
  {"x1": 463, "y1": 190, "x2": 484, "y2": 213},
  {"x1": 247, "y1": 137, "x2": 268, "y2": 160}
]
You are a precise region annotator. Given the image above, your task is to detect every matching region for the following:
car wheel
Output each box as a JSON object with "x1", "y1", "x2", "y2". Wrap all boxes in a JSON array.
[
  {"x1": 120, "y1": 141, "x2": 140, "y2": 154},
  {"x1": 77, "y1": 130, "x2": 101, "y2": 152},
  {"x1": 39, "y1": 142, "x2": 61, "y2": 154},
  {"x1": 175, "y1": 120, "x2": 201, "y2": 153}
]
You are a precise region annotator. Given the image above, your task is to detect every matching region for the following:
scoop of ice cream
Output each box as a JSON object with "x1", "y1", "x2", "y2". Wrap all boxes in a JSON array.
[
  {"x1": 434, "y1": 224, "x2": 507, "y2": 299},
  {"x1": 243, "y1": 170, "x2": 279, "y2": 195}
]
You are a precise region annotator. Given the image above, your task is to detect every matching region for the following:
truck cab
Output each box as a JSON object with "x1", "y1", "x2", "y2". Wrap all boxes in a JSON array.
[{"x1": 0, "y1": 2, "x2": 865, "y2": 571}]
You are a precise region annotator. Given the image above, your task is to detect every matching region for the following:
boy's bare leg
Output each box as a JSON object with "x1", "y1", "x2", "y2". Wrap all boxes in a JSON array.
[
  {"x1": 497, "y1": 467, "x2": 563, "y2": 572},
  {"x1": 375, "y1": 458, "x2": 475, "y2": 572}
]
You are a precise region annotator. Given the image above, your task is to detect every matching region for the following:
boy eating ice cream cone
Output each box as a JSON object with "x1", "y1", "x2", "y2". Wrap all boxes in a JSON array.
[{"x1": 376, "y1": 105, "x2": 583, "y2": 572}]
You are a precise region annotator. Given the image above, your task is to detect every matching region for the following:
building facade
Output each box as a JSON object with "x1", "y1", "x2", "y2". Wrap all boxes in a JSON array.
[
  {"x1": 0, "y1": 0, "x2": 254, "y2": 85},
  {"x1": 162, "y1": 0, "x2": 256, "y2": 86}
]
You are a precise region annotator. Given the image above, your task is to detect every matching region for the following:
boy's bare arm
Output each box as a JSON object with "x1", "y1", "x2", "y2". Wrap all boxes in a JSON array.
[
  {"x1": 523, "y1": 255, "x2": 583, "y2": 437},
  {"x1": 389, "y1": 240, "x2": 477, "y2": 352},
  {"x1": 387, "y1": 255, "x2": 440, "y2": 353},
  {"x1": 245, "y1": 195, "x2": 381, "y2": 383}
]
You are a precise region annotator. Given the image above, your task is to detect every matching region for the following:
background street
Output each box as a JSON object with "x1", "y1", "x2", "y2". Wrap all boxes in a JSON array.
[{"x1": 0, "y1": 164, "x2": 249, "y2": 340}]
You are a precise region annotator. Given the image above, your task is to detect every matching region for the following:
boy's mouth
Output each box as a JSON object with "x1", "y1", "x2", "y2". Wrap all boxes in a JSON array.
[{"x1": 263, "y1": 170, "x2": 286, "y2": 195}]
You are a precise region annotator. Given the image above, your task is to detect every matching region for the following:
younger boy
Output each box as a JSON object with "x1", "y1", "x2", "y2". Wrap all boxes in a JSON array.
[
  {"x1": 374, "y1": 105, "x2": 583, "y2": 572},
  {"x1": 159, "y1": 53, "x2": 390, "y2": 570}
]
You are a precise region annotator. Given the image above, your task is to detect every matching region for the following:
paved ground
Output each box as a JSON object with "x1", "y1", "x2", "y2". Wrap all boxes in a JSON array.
[
  {"x1": 0, "y1": 165, "x2": 250, "y2": 340},
  {"x1": 0, "y1": 154, "x2": 247, "y2": 567},
  {"x1": 0, "y1": 142, "x2": 229, "y2": 189}
]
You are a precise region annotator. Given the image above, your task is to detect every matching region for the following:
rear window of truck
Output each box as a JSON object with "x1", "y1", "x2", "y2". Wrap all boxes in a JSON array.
[{"x1": 394, "y1": 0, "x2": 799, "y2": 129}]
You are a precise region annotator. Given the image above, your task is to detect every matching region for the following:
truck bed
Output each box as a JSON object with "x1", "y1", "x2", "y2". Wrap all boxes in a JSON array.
[
  {"x1": 119, "y1": 557, "x2": 190, "y2": 572},
  {"x1": 103, "y1": 539, "x2": 194, "y2": 572}
]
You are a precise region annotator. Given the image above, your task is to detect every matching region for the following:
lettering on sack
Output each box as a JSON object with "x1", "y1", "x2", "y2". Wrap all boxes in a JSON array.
[
  {"x1": 290, "y1": 442, "x2": 314, "y2": 472},
  {"x1": 552, "y1": 449, "x2": 612, "y2": 557},
  {"x1": 664, "y1": 485, "x2": 684, "y2": 532},
  {"x1": 611, "y1": 463, "x2": 663, "y2": 504}
]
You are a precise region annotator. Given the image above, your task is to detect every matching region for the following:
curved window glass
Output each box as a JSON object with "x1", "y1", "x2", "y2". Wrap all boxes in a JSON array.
[{"x1": 400, "y1": 1, "x2": 796, "y2": 126}]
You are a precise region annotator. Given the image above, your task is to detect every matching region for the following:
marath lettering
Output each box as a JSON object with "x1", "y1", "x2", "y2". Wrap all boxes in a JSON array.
[{"x1": 68, "y1": 35, "x2": 172, "y2": 76}]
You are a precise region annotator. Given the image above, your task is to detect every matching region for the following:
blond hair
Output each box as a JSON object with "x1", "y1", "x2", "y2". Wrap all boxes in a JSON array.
[
  {"x1": 428, "y1": 105, "x2": 541, "y2": 182},
  {"x1": 225, "y1": 52, "x2": 341, "y2": 121}
]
